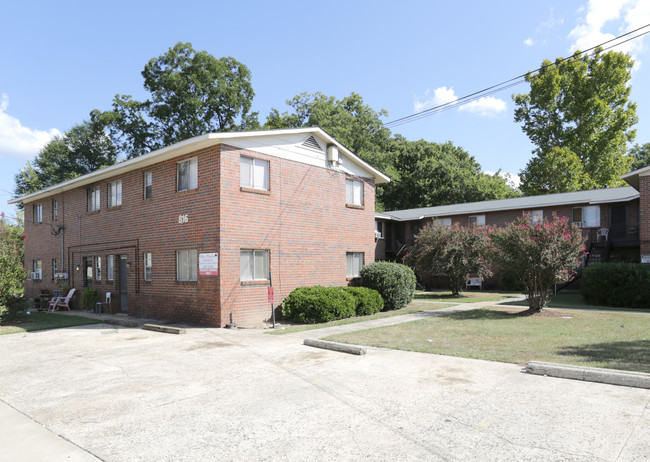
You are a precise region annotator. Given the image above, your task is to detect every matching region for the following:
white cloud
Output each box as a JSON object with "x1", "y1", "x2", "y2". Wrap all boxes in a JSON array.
[
  {"x1": 484, "y1": 170, "x2": 521, "y2": 189},
  {"x1": 0, "y1": 93, "x2": 61, "y2": 160},
  {"x1": 569, "y1": 0, "x2": 649, "y2": 61},
  {"x1": 413, "y1": 86, "x2": 458, "y2": 113},
  {"x1": 524, "y1": 38, "x2": 534, "y2": 47},
  {"x1": 458, "y1": 97, "x2": 507, "y2": 117}
]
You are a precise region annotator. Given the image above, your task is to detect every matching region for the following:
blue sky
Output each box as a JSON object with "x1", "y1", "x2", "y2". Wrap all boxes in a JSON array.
[{"x1": 2, "y1": 0, "x2": 650, "y2": 222}]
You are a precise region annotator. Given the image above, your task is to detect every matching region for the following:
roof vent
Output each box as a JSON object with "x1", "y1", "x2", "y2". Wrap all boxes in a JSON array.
[{"x1": 302, "y1": 135, "x2": 322, "y2": 151}]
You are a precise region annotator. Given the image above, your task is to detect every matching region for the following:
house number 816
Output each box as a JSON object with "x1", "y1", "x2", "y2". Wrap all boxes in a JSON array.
[{"x1": 178, "y1": 214, "x2": 189, "y2": 224}]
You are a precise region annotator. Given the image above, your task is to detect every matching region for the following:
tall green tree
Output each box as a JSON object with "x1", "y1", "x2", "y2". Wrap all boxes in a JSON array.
[
  {"x1": 14, "y1": 118, "x2": 117, "y2": 198},
  {"x1": 514, "y1": 48, "x2": 638, "y2": 195},
  {"x1": 380, "y1": 137, "x2": 519, "y2": 210},
  {"x1": 106, "y1": 42, "x2": 257, "y2": 158},
  {"x1": 0, "y1": 212, "x2": 27, "y2": 314},
  {"x1": 265, "y1": 92, "x2": 393, "y2": 174},
  {"x1": 629, "y1": 142, "x2": 650, "y2": 170}
]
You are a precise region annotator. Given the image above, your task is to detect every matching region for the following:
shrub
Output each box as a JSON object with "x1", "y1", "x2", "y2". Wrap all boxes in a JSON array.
[
  {"x1": 81, "y1": 288, "x2": 99, "y2": 310},
  {"x1": 343, "y1": 287, "x2": 384, "y2": 316},
  {"x1": 581, "y1": 263, "x2": 650, "y2": 308},
  {"x1": 359, "y1": 262, "x2": 416, "y2": 310},
  {"x1": 0, "y1": 294, "x2": 28, "y2": 322},
  {"x1": 404, "y1": 223, "x2": 493, "y2": 296},
  {"x1": 281, "y1": 287, "x2": 356, "y2": 324}
]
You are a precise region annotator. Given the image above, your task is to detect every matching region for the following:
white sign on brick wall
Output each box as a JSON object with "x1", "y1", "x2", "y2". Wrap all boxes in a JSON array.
[{"x1": 199, "y1": 253, "x2": 219, "y2": 276}]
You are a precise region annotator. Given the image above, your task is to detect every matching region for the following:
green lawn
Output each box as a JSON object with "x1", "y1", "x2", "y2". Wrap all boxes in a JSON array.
[
  {"x1": 326, "y1": 306, "x2": 650, "y2": 373},
  {"x1": 414, "y1": 290, "x2": 521, "y2": 304},
  {"x1": 503, "y1": 291, "x2": 649, "y2": 312},
  {"x1": 0, "y1": 312, "x2": 102, "y2": 335},
  {"x1": 267, "y1": 301, "x2": 458, "y2": 335}
]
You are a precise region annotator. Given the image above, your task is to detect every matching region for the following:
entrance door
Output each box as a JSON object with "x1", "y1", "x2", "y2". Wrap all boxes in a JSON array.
[
  {"x1": 610, "y1": 204, "x2": 627, "y2": 240},
  {"x1": 119, "y1": 255, "x2": 128, "y2": 313}
]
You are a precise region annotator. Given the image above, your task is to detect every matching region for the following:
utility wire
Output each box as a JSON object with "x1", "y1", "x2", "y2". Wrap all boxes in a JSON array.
[{"x1": 385, "y1": 23, "x2": 650, "y2": 128}]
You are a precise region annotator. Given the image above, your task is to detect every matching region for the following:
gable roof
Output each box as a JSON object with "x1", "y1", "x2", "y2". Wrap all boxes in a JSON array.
[
  {"x1": 9, "y1": 127, "x2": 390, "y2": 205},
  {"x1": 622, "y1": 164, "x2": 650, "y2": 190},
  {"x1": 377, "y1": 187, "x2": 640, "y2": 221}
]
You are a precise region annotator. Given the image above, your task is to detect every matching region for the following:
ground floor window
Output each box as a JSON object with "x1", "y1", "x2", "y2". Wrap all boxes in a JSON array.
[
  {"x1": 52, "y1": 259, "x2": 58, "y2": 280},
  {"x1": 95, "y1": 256, "x2": 102, "y2": 280},
  {"x1": 176, "y1": 250, "x2": 197, "y2": 281},
  {"x1": 107, "y1": 255, "x2": 114, "y2": 281},
  {"x1": 143, "y1": 253, "x2": 152, "y2": 281},
  {"x1": 32, "y1": 260, "x2": 42, "y2": 280},
  {"x1": 240, "y1": 249, "x2": 269, "y2": 281},
  {"x1": 346, "y1": 252, "x2": 364, "y2": 278}
]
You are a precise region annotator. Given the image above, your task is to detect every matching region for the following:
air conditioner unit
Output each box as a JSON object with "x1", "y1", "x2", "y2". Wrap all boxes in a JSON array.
[
  {"x1": 573, "y1": 221, "x2": 583, "y2": 228},
  {"x1": 374, "y1": 230, "x2": 383, "y2": 239},
  {"x1": 54, "y1": 272, "x2": 68, "y2": 280},
  {"x1": 30, "y1": 271, "x2": 42, "y2": 280}
]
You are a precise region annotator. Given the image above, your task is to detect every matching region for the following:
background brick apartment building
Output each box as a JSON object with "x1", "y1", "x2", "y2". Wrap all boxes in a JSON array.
[{"x1": 12, "y1": 128, "x2": 389, "y2": 327}]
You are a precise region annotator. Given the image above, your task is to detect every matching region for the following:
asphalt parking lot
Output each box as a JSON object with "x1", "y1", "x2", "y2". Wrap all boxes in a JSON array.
[{"x1": 1, "y1": 323, "x2": 649, "y2": 461}]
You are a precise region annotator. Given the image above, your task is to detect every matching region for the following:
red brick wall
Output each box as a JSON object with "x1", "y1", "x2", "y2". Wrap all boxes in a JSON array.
[
  {"x1": 640, "y1": 176, "x2": 650, "y2": 258},
  {"x1": 23, "y1": 143, "x2": 376, "y2": 326}
]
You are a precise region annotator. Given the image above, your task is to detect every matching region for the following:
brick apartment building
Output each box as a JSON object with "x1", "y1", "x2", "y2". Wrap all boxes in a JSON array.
[
  {"x1": 376, "y1": 167, "x2": 650, "y2": 268},
  {"x1": 11, "y1": 128, "x2": 389, "y2": 327}
]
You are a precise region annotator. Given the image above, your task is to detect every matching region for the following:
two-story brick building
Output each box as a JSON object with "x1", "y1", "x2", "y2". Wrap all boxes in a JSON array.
[{"x1": 11, "y1": 128, "x2": 389, "y2": 327}]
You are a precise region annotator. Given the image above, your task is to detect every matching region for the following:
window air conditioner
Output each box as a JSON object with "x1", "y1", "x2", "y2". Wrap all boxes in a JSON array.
[
  {"x1": 54, "y1": 272, "x2": 68, "y2": 279},
  {"x1": 573, "y1": 221, "x2": 583, "y2": 228},
  {"x1": 31, "y1": 271, "x2": 42, "y2": 280},
  {"x1": 374, "y1": 230, "x2": 383, "y2": 239}
]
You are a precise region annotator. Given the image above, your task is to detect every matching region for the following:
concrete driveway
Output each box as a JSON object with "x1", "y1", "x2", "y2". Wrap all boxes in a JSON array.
[{"x1": 1, "y1": 322, "x2": 649, "y2": 461}]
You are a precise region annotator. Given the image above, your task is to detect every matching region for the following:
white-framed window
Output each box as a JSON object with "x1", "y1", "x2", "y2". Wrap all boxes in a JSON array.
[
  {"x1": 107, "y1": 255, "x2": 114, "y2": 281},
  {"x1": 88, "y1": 187, "x2": 100, "y2": 211},
  {"x1": 240, "y1": 249, "x2": 269, "y2": 281},
  {"x1": 346, "y1": 252, "x2": 364, "y2": 278},
  {"x1": 468, "y1": 215, "x2": 486, "y2": 226},
  {"x1": 33, "y1": 204, "x2": 42, "y2": 223},
  {"x1": 144, "y1": 171, "x2": 152, "y2": 199},
  {"x1": 530, "y1": 210, "x2": 544, "y2": 226},
  {"x1": 108, "y1": 180, "x2": 122, "y2": 207},
  {"x1": 32, "y1": 260, "x2": 42, "y2": 280},
  {"x1": 52, "y1": 259, "x2": 57, "y2": 280},
  {"x1": 176, "y1": 249, "x2": 197, "y2": 281},
  {"x1": 375, "y1": 221, "x2": 384, "y2": 239},
  {"x1": 177, "y1": 157, "x2": 198, "y2": 192},
  {"x1": 240, "y1": 156, "x2": 270, "y2": 191},
  {"x1": 434, "y1": 217, "x2": 452, "y2": 227},
  {"x1": 52, "y1": 199, "x2": 58, "y2": 220},
  {"x1": 346, "y1": 179, "x2": 364, "y2": 206},
  {"x1": 143, "y1": 253, "x2": 152, "y2": 281},
  {"x1": 95, "y1": 256, "x2": 102, "y2": 280},
  {"x1": 573, "y1": 206, "x2": 600, "y2": 228}
]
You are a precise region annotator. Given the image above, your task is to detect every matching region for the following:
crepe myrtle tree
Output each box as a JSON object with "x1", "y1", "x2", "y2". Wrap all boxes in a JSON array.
[
  {"x1": 404, "y1": 223, "x2": 493, "y2": 296},
  {"x1": 491, "y1": 214, "x2": 585, "y2": 314}
]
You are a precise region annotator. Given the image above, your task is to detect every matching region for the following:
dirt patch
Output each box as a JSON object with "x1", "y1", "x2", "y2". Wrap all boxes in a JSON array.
[{"x1": 506, "y1": 309, "x2": 569, "y2": 318}]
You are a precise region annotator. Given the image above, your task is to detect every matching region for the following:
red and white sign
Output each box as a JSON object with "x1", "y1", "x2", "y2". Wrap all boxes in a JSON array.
[
  {"x1": 199, "y1": 253, "x2": 219, "y2": 276},
  {"x1": 268, "y1": 286, "x2": 274, "y2": 302}
]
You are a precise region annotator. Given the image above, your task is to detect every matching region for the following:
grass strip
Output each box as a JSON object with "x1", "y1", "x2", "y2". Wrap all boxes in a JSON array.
[{"x1": 0, "y1": 312, "x2": 103, "y2": 335}]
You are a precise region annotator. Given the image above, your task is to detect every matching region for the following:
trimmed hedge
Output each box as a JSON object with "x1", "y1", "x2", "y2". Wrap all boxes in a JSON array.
[
  {"x1": 280, "y1": 286, "x2": 384, "y2": 324},
  {"x1": 281, "y1": 287, "x2": 356, "y2": 324},
  {"x1": 343, "y1": 287, "x2": 384, "y2": 316},
  {"x1": 359, "y1": 262, "x2": 416, "y2": 311},
  {"x1": 581, "y1": 263, "x2": 650, "y2": 308}
]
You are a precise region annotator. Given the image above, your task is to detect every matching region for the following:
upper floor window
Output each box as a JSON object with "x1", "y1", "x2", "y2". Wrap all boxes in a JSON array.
[
  {"x1": 530, "y1": 210, "x2": 544, "y2": 226},
  {"x1": 33, "y1": 204, "x2": 42, "y2": 223},
  {"x1": 144, "y1": 171, "x2": 152, "y2": 199},
  {"x1": 573, "y1": 206, "x2": 600, "y2": 228},
  {"x1": 346, "y1": 252, "x2": 364, "y2": 278},
  {"x1": 177, "y1": 158, "x2": 198, "y2": 192},
  {"x1": 346, "y1": 179, "x2": 364, "y2": 206},
  {"x1": 240, "y1": 156, "x2": 269, "y2": 191},
  {"x1": 143, "y1": 252, "x2": 152, "y2": 281},
  {"x1": 240, "y1": 249, "x2": 269, "y2": 281},
  {"x1": 468, "y1": 215, "x2": 485, "y2": 227},
  {"x1": 52, "y1": 199, "x2": 58, "y2": 220},
  {"x1": 108, "y1": 180, "x2": 122, "y2": 207},
  {"x1": 433, "y1": 217, "x2": 452, "y2": 227},
  {"x1": 176, "y1": 249, "x2": 197, "y2": 281},
  {"x1": 88, "y1": 187, "x2": 100, "y2": 211}
]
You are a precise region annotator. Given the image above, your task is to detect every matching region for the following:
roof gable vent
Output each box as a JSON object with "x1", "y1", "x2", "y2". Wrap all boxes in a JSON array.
[{"x1": 302, "y1": 135, "x2": 323, "y2": 151}]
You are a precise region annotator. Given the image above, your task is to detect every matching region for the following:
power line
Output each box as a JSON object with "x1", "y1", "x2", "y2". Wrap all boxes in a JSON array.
[{"x1": 385, "y1": 23, "x2": 650, "y2": 128}]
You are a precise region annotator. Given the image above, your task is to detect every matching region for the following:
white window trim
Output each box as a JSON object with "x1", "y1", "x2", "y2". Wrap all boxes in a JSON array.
[
  {"x1": 176, "y1": 249, "x2": 197, "y2": 281},
  {"x1": 346, "y1": 252, "x2": 364, "y2": 278},
  {"x1": 144, "y1": 171, "x2": 152, "y2": 199},
  {"x1": 88, "y1": 187, "x2": 100, "y2": 211},
  {"x1": 107, "y1": 255, "x2": 114, "y2": 281},
  {"x1": 108, "y1": 180, "x2": 122, "y2": 207},
  {"x1": 468, "y1": 215, "x2": 486, "y2": 226},
  {"x1": 573, "y1": 206, "x2": 600, "y2": 228},
  {"x1": 52, "y1": 199, "x2": 58, "y2": 220},
  {"x1": 434, "y1": 217, "x2": 452, "y2": 227},
  {"x1": 177, "y1": 158, "x2": 198, "y2": 192},
  {"x1": 33, "y1": 204, "x2": 42, "y2": 223},
  {"x1": 240, "y1": 249, "x2": 270, "y2": 282},
  {"x1": 143, "y1": 253, "x2": 152, "y2": 281},
  {"x1": 95, "y1": 256, "x2": 102, "y2": 281},
  {"x1": 240, "y1": 156, "x2": 270, "y2": 191},
  {"x1": 346, "y1": 179, "x2": 364, "y2": 206},
  {"x1": 530, "y1": 210, "x2": 544, "y2": 226}
]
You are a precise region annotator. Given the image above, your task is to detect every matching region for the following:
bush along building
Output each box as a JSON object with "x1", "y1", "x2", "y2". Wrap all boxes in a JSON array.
[
  {"x1": 11, "y1": 128, "x2": 389, "y2": 327},
  {"x1": 376, "y1": 164, "x2": 650, "y2": 272}
]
